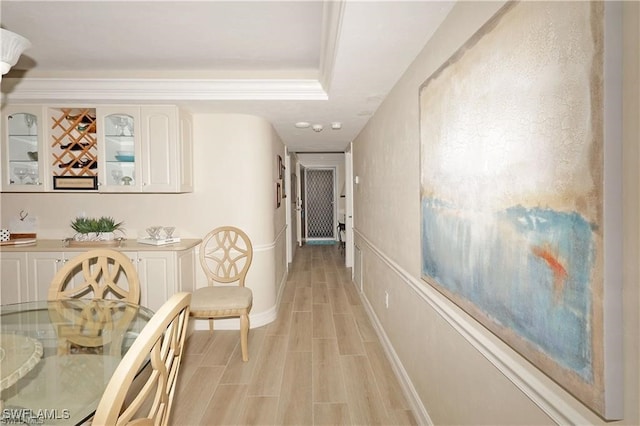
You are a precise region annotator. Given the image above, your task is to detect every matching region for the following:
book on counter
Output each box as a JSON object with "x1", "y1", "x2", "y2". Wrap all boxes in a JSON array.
[{"x1": 136, "y1": 237, "x2": 181, "y2": 246}]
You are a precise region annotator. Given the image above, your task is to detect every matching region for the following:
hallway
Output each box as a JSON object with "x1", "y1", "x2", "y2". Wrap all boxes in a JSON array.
[{"x1": 171, "y1": 244, "x2": 417, "y2": 425}]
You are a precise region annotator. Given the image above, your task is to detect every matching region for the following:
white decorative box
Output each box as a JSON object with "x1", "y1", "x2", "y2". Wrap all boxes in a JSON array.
[{"x1": 136, "y1": 237, "x2": 181, "y2": 246}]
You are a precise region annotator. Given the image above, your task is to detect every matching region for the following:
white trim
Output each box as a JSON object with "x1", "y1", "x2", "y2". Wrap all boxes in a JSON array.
[
  {"x1": 4, "y1": 78, "x2": 328, "y2": 101},
  {"x1": 319, "y1": 0, "x2": 345, "y2": 92},
  {"x1": 602, "y1": 2, "x2": 624, "y2": 418},
  {"x1": 357, "y1": 283, "x2": 434, "y2": 426},
  {"x1": 353, "y1": 228, "x2": 592, "y2": 426},
  {"x1": 344, "y1": 143, "x2": 354, "y2": 268}
]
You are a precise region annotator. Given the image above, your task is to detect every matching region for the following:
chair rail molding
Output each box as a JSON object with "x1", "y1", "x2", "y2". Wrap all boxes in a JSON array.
[{"x1": 352, "y1": 228, "x2": 592, "y2": 426}]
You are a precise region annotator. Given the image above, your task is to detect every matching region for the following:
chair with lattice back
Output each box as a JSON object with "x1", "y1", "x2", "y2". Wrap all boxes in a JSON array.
[
  {"x1": 190, "y1": 226, "x2": 253, "y2": 362},
  {"x1": 93, "y1": 292, "x2": 191, "y2": 425},
  {"x1": 48, "y1": 248, "x2": 141, "y2": 355},
  {"x1": 48, "y1": 248, "x2": 140, "y2": 302}
]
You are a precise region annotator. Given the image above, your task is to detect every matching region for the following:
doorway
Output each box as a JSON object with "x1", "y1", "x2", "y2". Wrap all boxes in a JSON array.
[{"x1": 304, "y1": 167, "x2": 336, "y2": 243}]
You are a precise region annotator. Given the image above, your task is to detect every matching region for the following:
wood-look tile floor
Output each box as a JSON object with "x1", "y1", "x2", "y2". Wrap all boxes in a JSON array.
[{"x1": 171, "y1": 244, "x2": 417, "y2": 426}]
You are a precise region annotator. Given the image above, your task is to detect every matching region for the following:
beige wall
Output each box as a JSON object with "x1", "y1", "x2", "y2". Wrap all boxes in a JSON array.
[
  {"x1": 352, "y1": 1, "x2": 639, "y2": 424},
  {"x1": 0, "y1": 113, "x2": 288, "y2": 328}
]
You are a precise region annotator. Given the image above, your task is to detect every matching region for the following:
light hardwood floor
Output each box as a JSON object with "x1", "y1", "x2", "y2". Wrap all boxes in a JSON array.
[{"x1": 171, "y1": 244, "x2": 417, "y2": 425}]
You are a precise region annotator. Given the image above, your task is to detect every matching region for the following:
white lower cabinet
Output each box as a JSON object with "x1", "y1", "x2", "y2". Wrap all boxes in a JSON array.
[
  {"x1": 0, "y1": 252, "x2": 28, "y2": 304},
  {"x1": 26, "y1": 251, "x2": 75, "y2": 301},
  {"x1": 2, "y1": 240, "x2": 198, "y2": 312},
  {"x1": 123, "y1": 250, "x2": 195, "y2": 312}
]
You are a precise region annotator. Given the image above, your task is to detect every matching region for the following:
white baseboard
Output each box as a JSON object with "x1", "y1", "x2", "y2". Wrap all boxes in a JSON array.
[{"x1": 356, "y1": 286, "x2": 434, "y2": 425}]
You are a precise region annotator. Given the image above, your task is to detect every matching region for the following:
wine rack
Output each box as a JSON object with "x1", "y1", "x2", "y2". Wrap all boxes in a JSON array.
[{"x1": 50, "y1": 108, "x2": 98, "y2": 177}]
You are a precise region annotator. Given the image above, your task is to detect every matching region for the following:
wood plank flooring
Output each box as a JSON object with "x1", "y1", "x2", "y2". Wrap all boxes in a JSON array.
[{"x1": 171, "y1": 244, "x2": 417, "y2": 425}]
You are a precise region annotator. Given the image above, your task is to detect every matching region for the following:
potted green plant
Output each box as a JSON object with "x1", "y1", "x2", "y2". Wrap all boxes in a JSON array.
[{"x1": 70, "y1": 216, "x2": 124, "y2": 242}]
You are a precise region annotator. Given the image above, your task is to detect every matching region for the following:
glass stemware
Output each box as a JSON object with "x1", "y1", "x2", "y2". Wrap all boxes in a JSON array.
[
  {"x1": 146, "y1": 226, "x2": 163, "y2": 240},
  {"x1": 163, "y1": 227, "x2": 175, "y2": 239},
  {"x1": 126, "y1": 120, "x2": 134, "y2": 136},
  {"x1": 24, "y1": 114, "x2": 36, "y2": 135},
  {"x1": 14, "y1": 167, "x2": 28, "y2": 184},
  {"x1": 116, "y1": 117, "x2": 129, "y2": 136},
  {"x1": 111, "y1": 116, "x2": 128, "y2": 136},
  {"x1": 26, "y1": 169, "x2": 38, "y2": 185},
  {"x1": 111, "y1": 169, "x2": 123, "y2": 184}
]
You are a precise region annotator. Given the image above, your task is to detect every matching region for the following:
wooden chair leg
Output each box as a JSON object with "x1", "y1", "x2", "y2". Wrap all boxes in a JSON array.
[
  {"x1": 240, "y1": 313, "x2": 249, "y2": 362},
  {"x1": 209, "y1": 318, "x2": 214, "y2": 333}
]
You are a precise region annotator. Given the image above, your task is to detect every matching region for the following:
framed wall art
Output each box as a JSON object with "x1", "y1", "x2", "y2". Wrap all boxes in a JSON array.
[
  {"x1": 277, "y1": 155, "x2": 284, "y2": 179},
  {"x1": 419, "y1": 1, "x2": 622, "y2": 419}
]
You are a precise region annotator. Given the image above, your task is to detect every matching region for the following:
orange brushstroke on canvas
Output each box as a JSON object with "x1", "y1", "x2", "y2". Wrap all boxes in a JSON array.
[{"x1": 532, "y1": 245, "x2": 568, "y2": 301}]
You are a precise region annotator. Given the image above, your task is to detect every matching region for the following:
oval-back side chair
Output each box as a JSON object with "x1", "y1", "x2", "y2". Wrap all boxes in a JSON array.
[
  {"x1": 190, "y1": 226, "x2": 253, "y2": 362},
  {"x1": 48, "y1": 249, "x2": 141, "y2": 355},
  {"x1": 93, "y1": 292, "x2": 191, "y2": 426}
]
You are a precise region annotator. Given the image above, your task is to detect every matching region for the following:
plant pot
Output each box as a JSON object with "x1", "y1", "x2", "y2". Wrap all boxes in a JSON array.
[{"x1": 74, "y1": 232, "x2": 115, "y2": 242}]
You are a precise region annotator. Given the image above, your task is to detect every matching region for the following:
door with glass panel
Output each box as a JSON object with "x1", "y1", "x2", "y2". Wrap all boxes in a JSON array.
[
  {"x1": 304, "y1": 168, "x2": 336, "y2": 243},
  {"x1": 2, "y1": 106, "x2": 45, "y2": 192},
  {"x1": 97, "y1": 107, "x2": 141, "y2": 192}
]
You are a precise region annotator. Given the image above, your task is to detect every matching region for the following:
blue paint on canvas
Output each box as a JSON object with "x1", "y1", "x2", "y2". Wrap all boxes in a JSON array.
[{"x1": 422, "y1": 198, "x2": 595, "y2": 381}]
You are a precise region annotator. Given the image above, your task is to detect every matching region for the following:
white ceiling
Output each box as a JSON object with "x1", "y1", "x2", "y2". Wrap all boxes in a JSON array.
[{"x1": 1, "y1": 1, "x2": 454, "y2": 152}]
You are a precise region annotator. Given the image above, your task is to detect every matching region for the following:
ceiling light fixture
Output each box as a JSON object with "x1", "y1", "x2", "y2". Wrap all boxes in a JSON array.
[
  {"x1": 295, "y1": 121, "x2": 311, "y2": 129},
  {"x1": 0, "y1": 29, "x2": 31, "y2": 79},
  {"x1": 312, "y1": 124, "x2": 323, "y2": 132},
  {"x1": 331, "y1": 122, "x2": 342, "y2": 130}
]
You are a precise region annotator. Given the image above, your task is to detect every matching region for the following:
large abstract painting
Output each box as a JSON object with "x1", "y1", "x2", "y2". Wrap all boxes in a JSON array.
[{"x1": 419, "y1": 1, "x2": 621, "y2": 419}]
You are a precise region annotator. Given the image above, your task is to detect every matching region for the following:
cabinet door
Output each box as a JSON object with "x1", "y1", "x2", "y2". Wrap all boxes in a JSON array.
[
  {"x1": 26, "y1": 251, "x2": 66, "y2": 301},
  {"x1": 179, "y1": 111, "x2": 194, "y2": 192},
  {"x1": 177, "y1": 248, "x2": 195, "y2": 293},
  {"x1": 97, "y1": 107, "x2": 142, "y2": 192},
  {"x1": 2, "y1": 106, "x2": 45, "y2": 192},
  {"x1": 0, "y1": 252, "x2": 28, "y2": 304},
  {"x1": 136, "y1": 251, "x2": 176, "y2": 312},
  {"x1": 139, "y1": 106, "x2": 179, "y2": 192}
]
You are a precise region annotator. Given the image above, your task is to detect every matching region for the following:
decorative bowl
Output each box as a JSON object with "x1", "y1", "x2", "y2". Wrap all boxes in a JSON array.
[{"x1": 115, "y1": 155, "x2": 135, "y2": 162}]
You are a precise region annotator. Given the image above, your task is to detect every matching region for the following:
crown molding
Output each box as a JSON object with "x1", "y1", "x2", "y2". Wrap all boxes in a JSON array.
[
  {"x1": 319, "y1": 0, "x2": 345, "y2": 92},
  {"x1": 3, "y1": 1, "x2": 343, "y2": 103},
  {"x1": 3, "y1": 78, "x2": 328, "y2": 102}
]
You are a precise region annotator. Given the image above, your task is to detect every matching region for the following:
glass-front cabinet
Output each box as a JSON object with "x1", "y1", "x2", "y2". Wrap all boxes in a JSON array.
[
  {"x1": 2, "y1": 104, "x2": 192, "y2": 193},
  {"x1": 2, "y1": 106, "x2": 45, "y2": 192},
  {"x1": 97, "y1": 107, "x2": 141, "y2": 192}
]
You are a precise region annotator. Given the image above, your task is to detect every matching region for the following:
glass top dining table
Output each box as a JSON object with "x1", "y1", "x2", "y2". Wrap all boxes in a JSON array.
[{"x1": 0, "y1": 299, "x2": 154, "y2": 425}]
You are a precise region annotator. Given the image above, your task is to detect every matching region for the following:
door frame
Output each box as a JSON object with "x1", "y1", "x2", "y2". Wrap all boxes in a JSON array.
[
  {"x1": 303, "y1": 166, "x2": 337, "y2": 243},
  {"x1": 345, "y1": 144, "x2": 353, "y2": 267}
]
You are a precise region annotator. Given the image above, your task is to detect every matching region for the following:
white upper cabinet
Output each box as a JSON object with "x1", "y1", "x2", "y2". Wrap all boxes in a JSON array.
[
  {"x1": 139, "y1": 106, "x2": 193, "y2": 193},
  {"x1": 1, "y1": 105, "x2": 192, "y2": 193},
  {"x1": 97, "y1": 107, "x2": 142, "y2": 192},
  {"x1": 1, "y1": 106, "x2": 46, "y2": 192}
]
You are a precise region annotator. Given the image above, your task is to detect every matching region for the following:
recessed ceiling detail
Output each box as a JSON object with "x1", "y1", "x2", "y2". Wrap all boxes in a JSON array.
[{"x1": 0, "y1": 1, "x2": 455, "y2": 152}]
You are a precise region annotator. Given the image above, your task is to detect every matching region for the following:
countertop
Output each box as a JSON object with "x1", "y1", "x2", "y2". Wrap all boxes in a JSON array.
[{"x1": 0, "y1": 238, "x2": 201, "y2": 252}]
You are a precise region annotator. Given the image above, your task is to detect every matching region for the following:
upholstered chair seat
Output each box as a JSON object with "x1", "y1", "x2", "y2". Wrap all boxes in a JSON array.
[{"x1": 190, "y1": 286, "x2": 252, "y2": 315}]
